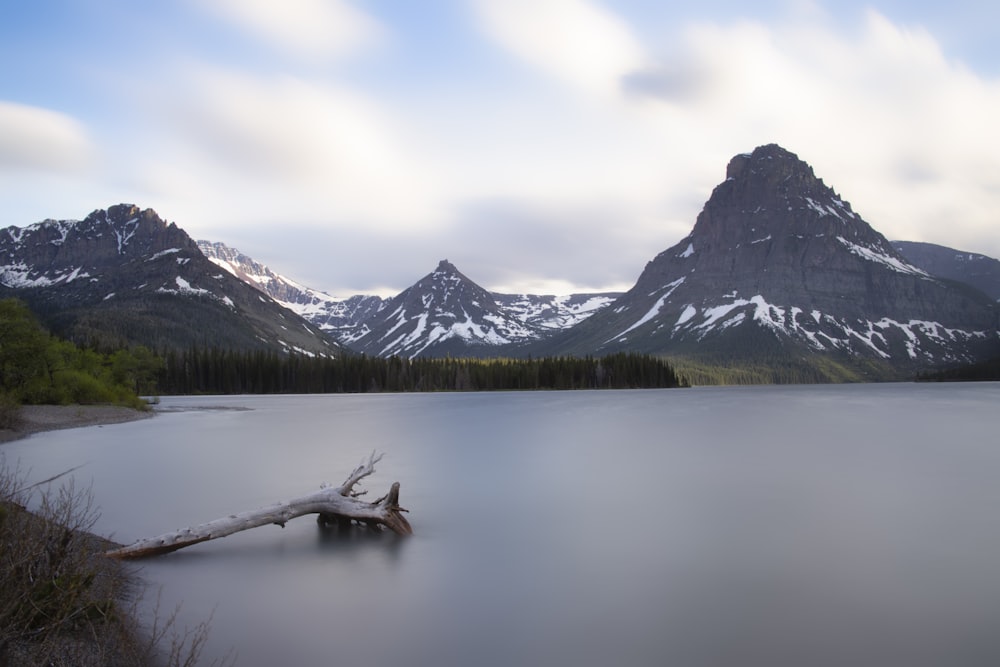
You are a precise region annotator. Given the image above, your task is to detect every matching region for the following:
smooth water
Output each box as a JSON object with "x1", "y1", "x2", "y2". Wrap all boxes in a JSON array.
[{"x1": 5, "y1": 384, "x2": 1000, "y2": 666}]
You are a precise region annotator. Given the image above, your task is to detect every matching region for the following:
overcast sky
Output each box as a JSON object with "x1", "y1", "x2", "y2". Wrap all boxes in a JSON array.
[{"x1": 2, "y1": 1, "x2": 999, "y2": 296}]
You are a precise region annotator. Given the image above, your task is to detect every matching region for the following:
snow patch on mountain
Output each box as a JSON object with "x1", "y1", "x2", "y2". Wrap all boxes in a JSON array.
[
  {"x1": 157, "y1": 276, "x2": 211, "y2": 297},
  {"x1": 608, "y1": 278, "x2": 686, "y2": 342},
  {"x1": 667, "y1": 290, "x2": 993, "y2": 364},
  {"x1": 836, "y1": 236, "x2": 928, "y2": 276}
]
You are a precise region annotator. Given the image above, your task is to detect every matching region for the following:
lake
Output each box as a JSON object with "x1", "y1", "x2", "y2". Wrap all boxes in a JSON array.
[{"x1": 4, "y1": 383, "x2": 1000, "y2": 666}]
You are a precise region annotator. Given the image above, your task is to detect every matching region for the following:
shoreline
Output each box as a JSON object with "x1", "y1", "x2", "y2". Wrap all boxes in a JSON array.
[
  {"x1": 0, "y1": 404, "x2": 169, "y2": 666},
  {"x1": 0, "y1": 404, "x2": 155, "y2": 444}
]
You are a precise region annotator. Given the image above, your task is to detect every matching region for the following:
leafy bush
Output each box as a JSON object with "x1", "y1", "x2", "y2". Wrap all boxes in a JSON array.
[{"x1": 0, "y1": 299, "x2": 149, "y2": 410}]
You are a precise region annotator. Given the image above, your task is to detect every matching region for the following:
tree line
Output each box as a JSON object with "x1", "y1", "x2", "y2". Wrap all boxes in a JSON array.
[
  {"x1": 916, "y1": 355, "x2": 1000, "y2": 382},
  {"x1": 2, "y1": 296, "x2": 686, "y2": 410},
  {"x1": 157, "y1": 347, "x2": 687, "y2": 394}
]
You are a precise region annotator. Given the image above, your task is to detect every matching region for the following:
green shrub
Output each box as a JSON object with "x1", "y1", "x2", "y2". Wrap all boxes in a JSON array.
[{"x1": 0, "y1": 391, "x2": 20, "y2": 430}]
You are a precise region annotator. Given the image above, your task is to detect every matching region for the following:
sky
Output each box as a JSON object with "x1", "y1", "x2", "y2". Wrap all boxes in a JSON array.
[{"x1": 2, "y1": 0, "x2": 999, "y2": 297}]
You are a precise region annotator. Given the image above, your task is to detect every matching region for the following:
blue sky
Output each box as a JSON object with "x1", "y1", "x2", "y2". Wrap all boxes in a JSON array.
[{"x1": 2, "y1": 0, "x2": 999, "y2": 296}]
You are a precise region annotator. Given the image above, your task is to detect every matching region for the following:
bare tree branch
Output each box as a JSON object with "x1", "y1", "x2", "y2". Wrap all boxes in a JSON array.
[{"x1": 105, "y1": 453, "x2": 410, "y2": 560}]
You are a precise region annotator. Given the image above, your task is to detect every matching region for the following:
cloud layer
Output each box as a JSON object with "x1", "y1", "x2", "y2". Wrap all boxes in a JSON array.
[{"x1": 2, "y1": 1, "x2": 999, "y2": 296}]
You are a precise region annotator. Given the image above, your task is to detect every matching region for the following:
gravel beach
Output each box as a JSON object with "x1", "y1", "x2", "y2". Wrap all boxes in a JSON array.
[{"x1": 0, "y1": 404, "x2": 154, "y2": 443}]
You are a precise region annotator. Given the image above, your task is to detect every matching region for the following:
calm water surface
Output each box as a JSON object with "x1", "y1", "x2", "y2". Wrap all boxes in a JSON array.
[{"x1": 5, "y1": 383, "x2": 1000, "y2": 666}]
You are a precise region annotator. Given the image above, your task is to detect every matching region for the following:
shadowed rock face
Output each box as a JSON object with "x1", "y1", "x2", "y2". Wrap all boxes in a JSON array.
[
  {"x1": 537, "y1": 144, "x2": 999, "y2": 374},
  {"x1": 6, "y1": 205, "x2": 194, "y2": 269},
  {"x1": 656, "y1": 144, "x2": 989, "y2": 322}
]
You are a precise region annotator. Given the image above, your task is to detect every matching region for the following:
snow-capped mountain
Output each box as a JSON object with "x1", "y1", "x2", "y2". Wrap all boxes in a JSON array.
[
  {"x1": 892, "y1": 241, "x2": 1000, "y2": 302},
  {"x1": 1, "y1": 204, "x2": 342, "y2": 355},
  {"x1": 197, "y1": 240, "x2": 385, "y2": 341},
  {"x1": 344, "y1": 260, "x2": 544, "y2": 357},
  {"x1": 493, "y1": 292, "x2": 619, "y2": 331},
  {"x1": 537, "y1": 144, "x2": 999, "y2": 379},
  {"x1": 198, "y1": 241, "x2": 620, "y2": 356},
  {"x1": 341, "y1": 260, "x2": 616, "y2": 358}
]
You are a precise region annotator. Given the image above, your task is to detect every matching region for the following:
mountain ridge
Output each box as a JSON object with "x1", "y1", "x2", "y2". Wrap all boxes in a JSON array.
[
  {"x1": 1, "y1": 205, "x2": 342, "y2": 355},
  {"x1": 198, "y1": 243, "x2": 620, "y2": 358},
  {"x1": 4, "y1": 144, "x2": 998, "y2": 382}
]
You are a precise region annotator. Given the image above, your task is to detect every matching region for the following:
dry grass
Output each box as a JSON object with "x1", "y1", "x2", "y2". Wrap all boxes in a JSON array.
[{"x1": 0, "y1": 457, "x2": 233, "y2": 666}]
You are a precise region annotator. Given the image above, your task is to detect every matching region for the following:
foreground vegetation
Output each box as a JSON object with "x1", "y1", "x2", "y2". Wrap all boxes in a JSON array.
[
  {"x1": 1, "y1": 299, "x2": 158, "y2": 424},
  {"x1": 0, "y1": 459, "x2": 230, "y2": 666},
  {"x1": 157, "y1": 347, "x2": 687, "y2": 394}
]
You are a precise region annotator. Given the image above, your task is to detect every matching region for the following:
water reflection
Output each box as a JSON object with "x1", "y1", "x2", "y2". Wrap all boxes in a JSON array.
[
  {"x1": 4, "y1": 384, "x2": 1000, "y2": 666},
  {"x1": 315, "y1": 520, "x2": 408, "y2": 562}
]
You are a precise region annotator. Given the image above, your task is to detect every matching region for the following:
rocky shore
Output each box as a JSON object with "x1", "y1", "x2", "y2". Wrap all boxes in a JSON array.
[{"x1": 0, "y1": 404, "x2": 154, "y2": 443}]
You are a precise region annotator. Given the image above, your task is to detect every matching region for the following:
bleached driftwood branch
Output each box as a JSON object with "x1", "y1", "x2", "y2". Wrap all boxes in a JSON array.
[{"x1": 106, "y1": 452, "x2": 411, "y2": 560}]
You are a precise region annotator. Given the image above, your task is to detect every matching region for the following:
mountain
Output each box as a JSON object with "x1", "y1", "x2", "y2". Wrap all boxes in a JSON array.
[
  {"x1": 197, "y1": 240, "x2": 385, "y2": 343},
  {"x1": 198, "y1": 242, "x2": 619, "y2": 357},
  {"x1": 343, "y1": 259, "x2": 542, "y2": 357},
  {"x1": 0, "y1": 204, "x2": 342, "y2": 355},
  {"x1": 892, "y1": 241, "x2": 1000, "y2": 301},
  {"x1": 339, "y1": 260, "x2": 614, "y2": 358},
  {"x1": 532, "y1": 144, "x2": 999, "y2": 381}
]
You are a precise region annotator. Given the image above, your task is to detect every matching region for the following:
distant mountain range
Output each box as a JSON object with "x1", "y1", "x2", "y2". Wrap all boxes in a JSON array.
[
  {"x1": 198, "y1": 243, "x2": 618, "y2": 358},
  {"x1": 3, "y1": 145, "x2": 998, "y2": 382}
]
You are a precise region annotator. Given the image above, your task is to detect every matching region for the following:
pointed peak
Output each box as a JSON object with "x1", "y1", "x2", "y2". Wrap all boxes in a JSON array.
[{"x1": 435, "y1": 259, "x2": 458, "y2": 273}]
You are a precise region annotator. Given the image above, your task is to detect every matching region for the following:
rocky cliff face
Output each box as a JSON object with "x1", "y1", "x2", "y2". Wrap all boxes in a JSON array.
[
  {"x1": 2, "y1": 204, "x2": 195, "y2": 287},
  {"x1": 540, "y1": 145, "x2": 999, "y2": 377},
  {"x1": 1, "y1": 205, "x2": 341, "y2": 355}
]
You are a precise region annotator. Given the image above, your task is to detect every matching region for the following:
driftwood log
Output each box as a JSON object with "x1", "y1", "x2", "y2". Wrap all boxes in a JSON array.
[{"x1": 106, "y1": 452, "x2": 410, "y2": 560}]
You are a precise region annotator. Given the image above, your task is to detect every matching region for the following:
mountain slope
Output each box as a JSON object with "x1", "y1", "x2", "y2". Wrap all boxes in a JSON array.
[
  {"x1": 347, "y1": 260, "x2": 541, "y2": 357},
  {"x1": 533, "y1": 145, "x2": 999, "y2": 380},
  {"x1": 892, "y1": 241, "x2": 1000, "y2": 301},
  {"x1": 197, "y1": 240, "x2": 385, "y2": 343},
  {"x1": 1, "y1": 204, "x2": 341, "y2": 355}
]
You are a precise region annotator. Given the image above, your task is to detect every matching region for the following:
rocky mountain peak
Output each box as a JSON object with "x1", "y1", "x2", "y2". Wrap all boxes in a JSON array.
[
  {"x1": 690, "y1": 144, "x2": 870, "y2": 252},
  {"x1": 537, "y1": 145, "x2": 999, "y2": 377},
  {"x1": 2, "y1": 204, "x2": 341, "y2": 356},
  {"x1": 350, "y1": 260, "x2": 541, "y2": 358},
  {"x1": 725, "y1": 143, "x2": 818, "y2": 184}
]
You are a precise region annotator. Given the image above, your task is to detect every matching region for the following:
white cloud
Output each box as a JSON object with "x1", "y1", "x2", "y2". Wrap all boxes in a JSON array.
[
  {"x1": 194, "y1": 0, "x2": 383, "y2": 62},
  {"x1": 460, "y1": 4, "x2": 1000, "y2": 282},
  {"x1": 0, "y1": 101, "x2": 94, "y2": 173},
  {"x1": 138, "y1": 67, "x2": 447, "y2": 232},
  {"x1": 11, "y1": 3, "x2": 1000, "y2": 296},
  {"x1": 473, "y1": 0, "x2": 646, "y2": 99},
  {"x1": 629, "y1": 10, "x2": 1000, "y2": 253}
]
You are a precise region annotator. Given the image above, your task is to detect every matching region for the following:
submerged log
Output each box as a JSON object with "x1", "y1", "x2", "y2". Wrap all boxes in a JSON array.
[{"x1": 106, "y1": 452, "x2": 410, "y2": 560}]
